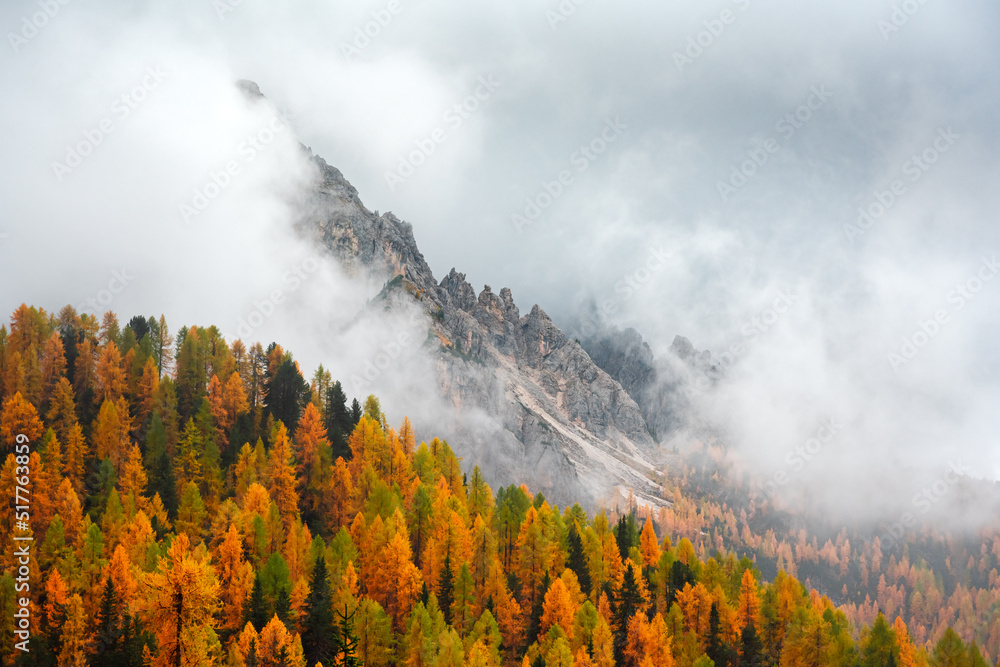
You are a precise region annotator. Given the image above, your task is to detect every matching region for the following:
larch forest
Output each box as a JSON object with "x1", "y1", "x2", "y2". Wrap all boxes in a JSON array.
[{"x1": 1, "y1": 303, "x2": 998, "y2": 667}]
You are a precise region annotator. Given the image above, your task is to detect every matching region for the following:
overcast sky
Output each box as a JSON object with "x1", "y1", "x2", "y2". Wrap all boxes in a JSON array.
[{"x1": 2, "y1": 0, "x2": 998, "y2": 512}]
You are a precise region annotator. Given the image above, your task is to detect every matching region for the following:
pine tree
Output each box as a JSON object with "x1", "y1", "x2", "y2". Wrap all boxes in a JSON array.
[
  {"x1": 246, "y1": 637, "x2": 260, "y2": 667},
  {"x1": 438, "y1": 553, "x2": 455, "y2": 627},
  {"x1": 90, "y1": 577, "x2": 122, "y2": 666},
  {"x1": 614, "y1": 514, "x2": 637, "y2": 564},
  {"x1": 324, "y1": 381, "x2": 353, "y2": 460},
  {"x1": 567, "y1": 525, "x2": 592, "y2": 597},
  {"x1": 264, "y1": 358, "x2": 310, "y2": 429},
  {"x1": 611, "y1": 563, "x2": 642, "y2": 666},
  {"x1": 528, "y1": 571, "x2": 551, "y2": 645},
  {"x1": 334, "y1": 604, "x2": 361, "y2": 667},
  {"x1": 275, "y1": 586, "x2": 291, "y2": 626},
  {"x1": 401, "y1": 483, "x2": 427, "y2": 567},
  {"x1": 740, "y1": 621, "x2": 764, "y2": 667},
  {"x1": 245, "y1": 572, "x2": 270, "y2": 633},
  {"x1": 706, "y1": 602, "x2": 727, "y2": 667},
  {"x1": 302, "y1": 554, "x2": 337, "y2": 666}
]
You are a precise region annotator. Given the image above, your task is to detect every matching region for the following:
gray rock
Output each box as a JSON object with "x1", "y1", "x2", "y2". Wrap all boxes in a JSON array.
[{"x1": 296, "y1": 152, "x2": 667, "y2": 509}]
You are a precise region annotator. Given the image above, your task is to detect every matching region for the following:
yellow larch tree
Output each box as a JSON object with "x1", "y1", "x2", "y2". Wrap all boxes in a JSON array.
[
  {"x1": 676, "y1": 581, "x2": 714, "y2": 646},
  {"x1": 893, "y1": 615, "x2": 918, "y2": 667},
  {"x1": 516, "y1": 506, "x2": 550, "y2": 606},
  {"x1": 591, "y1": 617, "x2": 616, "y2": 667},
  {"x1": 376, "y1": 529, "x2": 423, "y2": 631},
  {"x1": 58, "y1": 593, "x2": 90, "y2": 667},
  {"x1": 105, "y1": 543, "x2": 139, "y2": 610},
  {"x1": 135, "y1": 357, "x2": 159, "y2": 426},
  {"x1": 625, "y1": 613, "x2": 676, "y2": 667},
  {"x1": 40, "y1": 330, "x2": 67, "y2": 406},
  {"x1": 63, "y1": 422, "x2": 88, "y2": 492},
  {"x1": 141, "y1": 533, "x2": 221, "y2": 666},
  {"x1": 737, "y1": 568, "x2": 761, "y2": 630},
  {"x1": 55, "y1": 476, "x2": 85, "y2": 550},
  {"x1": 118, "y1": 442, "x2": 148, "y2": 516},
  {"x1": 46, "y1": 376, "x2": 77, "y2": 442}
]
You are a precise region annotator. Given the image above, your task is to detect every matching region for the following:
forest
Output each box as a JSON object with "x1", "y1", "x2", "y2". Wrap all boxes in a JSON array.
[{"x1": 0, "y1": 303, "x2": 997, "y2": 667}]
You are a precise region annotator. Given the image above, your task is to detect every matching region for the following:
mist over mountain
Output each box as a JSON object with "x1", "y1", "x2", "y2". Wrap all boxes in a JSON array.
[
  {"x1": 284, "y1": 129, "x2": 667, "y2": 509},
  {"x1": 3, "y1": 2, "x2": 1000, "y2": 663}
]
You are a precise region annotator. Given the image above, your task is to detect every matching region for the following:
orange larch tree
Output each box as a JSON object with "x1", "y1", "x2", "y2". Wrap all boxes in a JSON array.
[
  {"x1": 639, "y1": 519, "x2": 661, "y2": 570},
  {"x1": 266, "y1": 422, "x2": 300, "y2": 526},
  {"x1": 95, "y1": 341, "x2": 127, "y2": 405},
  {"x1": 540, "y1": 577, "x2": 578, "y2": 643},
  {"x1": 216, "y1": 523, "x2": 255, "y2": 634},
  {"x1": 45, "y1": 376, "x2": 77, "y2": 443},
  {"x1": 1, "y1": 391, "x2": 44, "y2": 451}
]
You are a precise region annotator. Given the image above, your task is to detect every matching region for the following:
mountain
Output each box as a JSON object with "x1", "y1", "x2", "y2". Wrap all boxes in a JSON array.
[
  {"x1": 575, "y1": 324, "x2": 722, "y2": 443},
  {"x1": 293, "y1": 144, "x2": 674, "y2": 509}
]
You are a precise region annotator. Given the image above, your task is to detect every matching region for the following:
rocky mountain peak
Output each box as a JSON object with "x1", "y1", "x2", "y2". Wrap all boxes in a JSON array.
[
  {"x1": 440, "y1": 269, "x2": 477, "y2": 311},
  {"x1": 290, "y1": 90, "x2": 669, "y2": 507}
]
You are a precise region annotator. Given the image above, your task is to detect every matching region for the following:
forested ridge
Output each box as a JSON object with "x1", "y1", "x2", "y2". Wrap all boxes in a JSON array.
[{"x1": 0, "y1": 303, "x2": 996, "y2": 667}]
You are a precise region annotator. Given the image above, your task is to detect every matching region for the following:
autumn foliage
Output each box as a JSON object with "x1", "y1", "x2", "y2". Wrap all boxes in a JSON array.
[{"x1": 0, "y1": 304, "x2": 997, "y2": 667}]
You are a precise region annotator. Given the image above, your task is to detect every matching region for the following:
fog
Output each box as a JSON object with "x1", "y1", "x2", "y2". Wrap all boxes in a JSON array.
[{"x1": 1, "y1": 0, "x2": 998, "y2": 521}]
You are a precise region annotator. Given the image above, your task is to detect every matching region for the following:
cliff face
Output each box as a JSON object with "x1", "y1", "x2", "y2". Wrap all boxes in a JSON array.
[
  {"x1": 298, "y1": 154, "x2": 668, "y2": 508},
  {"x1": 577, "y1": 327, "x2": 721, "y2": 443}
]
